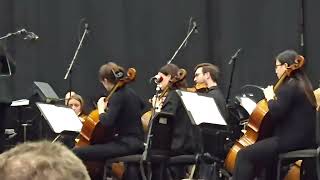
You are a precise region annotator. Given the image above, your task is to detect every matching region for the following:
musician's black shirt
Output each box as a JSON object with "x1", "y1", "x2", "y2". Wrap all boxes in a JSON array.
[
  {"x1": 268, "y1": 78, "x2": 316, "y2": 151},
  {"x1": 99, "y1": 86, "x2": 144, "y2": 141},
  {"x1": 161, "y1": 90, "x2": 202, "y2": 154},
  {"x1": 207, "y1": 86, "x2": 228, "y2": 121}
]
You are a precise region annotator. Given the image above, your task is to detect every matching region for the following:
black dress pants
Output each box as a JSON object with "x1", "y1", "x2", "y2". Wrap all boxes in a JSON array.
[
  {"x1": 73, "y1": 136, "x2": 144, "y2": 180},
  {"x1": 233, "y1": 137, "x2": 279, "y2": 180},
  {"x1": 73, "y1": 136, "x2": 143, "y2": 161}
]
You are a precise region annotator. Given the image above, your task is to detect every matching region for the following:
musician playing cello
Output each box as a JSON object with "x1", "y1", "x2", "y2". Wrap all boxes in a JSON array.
[
  {"x1": 150, "y1": 64, "x2": 203, "y2": 179},
  {"x1": 73, "y1": 62, "x2": 145, "y2": 180},
  {"x1": 232, "y1": 50, "x2": 317, "y2": 180}
]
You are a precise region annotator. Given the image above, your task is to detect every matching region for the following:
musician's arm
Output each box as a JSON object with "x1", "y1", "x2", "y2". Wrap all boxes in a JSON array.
[
  {"x1": 99, "y1": 93, "x2": 122, "y2": 127},
  {"x1": 268, "y1": 82, "x2": 295, "y2": 122}
]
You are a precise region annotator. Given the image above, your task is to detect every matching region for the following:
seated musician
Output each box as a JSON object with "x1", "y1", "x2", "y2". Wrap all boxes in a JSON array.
[
  {"x1": 193, "y1": 63, "x2": 228, "y2": 120},
  {"x1": 153, "y1": 64, "x2": 202, "y2": 179},
  {"x1": 193, "y1": 63, "x2": 229, "y2": 179},
  {"x1": 72, "y1": 62, "x2": 145, "y2": 180},
  {"x1": 57, "y1": 93, "x2": 87, "y2": 148},
  {"x1": 232, "y1": 50, "x2": 317, "y2": 180},
  {"x1": 65, "y1": 92, "x2": 87, "y2": 123}
]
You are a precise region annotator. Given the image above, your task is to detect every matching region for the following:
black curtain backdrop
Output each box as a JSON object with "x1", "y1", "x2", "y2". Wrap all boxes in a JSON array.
[{"x1": 1, "y1": 0, "x2": 319, "y2": 110}]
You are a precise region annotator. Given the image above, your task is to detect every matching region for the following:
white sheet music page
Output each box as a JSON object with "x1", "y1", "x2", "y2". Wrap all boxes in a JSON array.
[
  {"x1": 11, "y1": 99, "x2": 29, "y2": 106},
  {"x1": 239, "y1": 96, "x2": 257, "y2": 115},
  {"x1": 177, "y1": 90, "x2": 227, "y2": 125},
  {"x1": 36, "y1": 103, "x2": 82, "y2": 133}
]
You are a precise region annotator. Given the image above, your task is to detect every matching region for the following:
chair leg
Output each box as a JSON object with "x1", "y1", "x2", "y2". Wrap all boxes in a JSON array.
[
  {"x1": 103, "y1": 163, "x2": 108, "y2": 180},
  {"x1": 276, "y1": 158, "x2": 282, "y2": 180},
  {"x1": 316, "y1": 153, "x2": 320, "y2": 180}
]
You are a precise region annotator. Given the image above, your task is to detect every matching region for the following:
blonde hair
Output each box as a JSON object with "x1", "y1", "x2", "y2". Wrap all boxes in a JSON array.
[
  {"x1": 68, "y1": 94, "x2": 84, "y2": 107},
  {"x1": 0, "y1": 141, "x2": 90, "y2": 180}
]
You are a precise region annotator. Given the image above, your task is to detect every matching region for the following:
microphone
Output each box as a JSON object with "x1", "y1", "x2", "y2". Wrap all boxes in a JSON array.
[
  {"x1": 228, "y1": 48, "x2": 243, "y2": 65},
  {"x1": 24, "y1": 31, "x2": 39, "y2": 40},
  {"x1": 14, "y1": 29, "x2": 27, "y2": 35},
  {"x1": 84, "y1": 23, "x2": 90, "y2": 34},
  {"x1": 149, "y1": 75, "x2": 163, "y2": 84},
  {"x1": 193, "y1": 21, "x2": 198, "y2": 34}
]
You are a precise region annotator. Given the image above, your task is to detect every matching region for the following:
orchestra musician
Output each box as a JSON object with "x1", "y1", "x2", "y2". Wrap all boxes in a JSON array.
[
  {"x1": 232, "y1": 50, "x2": 317, "y2": 180},
  {"x1": 56, "y1": 92, "x2": 88, "y2": 148},
  {"x1": 192, "y1": 63, "x2": 229, "y2": 179},
  {"x1": 152, "y1": 63, "x2": 202, "y2": 179},
  {"x1": 72, "y1": 62, "x2": 145, "y2": 180},
  {"x1": 65, "y1": 92, "x2": 87, "y2": 123},
  {"x1": 193, "y1": 63, "x2": 228, "y2": 120}
]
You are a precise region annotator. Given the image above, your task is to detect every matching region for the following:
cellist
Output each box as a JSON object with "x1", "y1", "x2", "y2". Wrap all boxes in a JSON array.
[
  {"x1": 150, "y1": 63, "x2": 203, "y2": 180},
  {"x1": 73, "y1": 62, "x2": 145, "y2": 180},
  {"x1": 232, "y1": 50, "x2": 317, "y2": 180}
]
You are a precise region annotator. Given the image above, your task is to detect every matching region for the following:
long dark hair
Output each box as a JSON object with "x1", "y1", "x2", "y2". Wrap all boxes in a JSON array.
[
  {"x1": 276, "y1": 50, "x2": 317, "y2": 108},
  {"x1": 159, "y1": 63, "x2": 188, "y2": 90}
]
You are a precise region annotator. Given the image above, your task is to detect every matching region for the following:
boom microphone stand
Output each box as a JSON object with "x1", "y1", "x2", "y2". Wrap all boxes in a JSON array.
[
  {"x1": 226, "y1": 48, "x2": 242, "y2": 103},
  {"x1": 167, "y1": 21, "x2": 198, "y2": 64},
  {"x1": 64, "y1": 23, "x2": 89, "y2": 94}
]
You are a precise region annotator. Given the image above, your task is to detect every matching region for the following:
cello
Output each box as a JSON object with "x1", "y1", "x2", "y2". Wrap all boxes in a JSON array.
[
  {"x1": 224, "y1": 55, "x2": 305, "y2": 173},
  {"x1": 75, "y1": 68, "x2": 136, "y2": 146},
  {"x1": 75, "y1": 68, "x2": 136, "y2": 179}
]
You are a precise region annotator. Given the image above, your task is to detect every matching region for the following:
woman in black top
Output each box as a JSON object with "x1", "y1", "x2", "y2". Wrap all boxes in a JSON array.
[
  {"x1": 150, "y1": 64, "x2": 202, "y2": 180},
  {"x1": 232, "y1": 50, "x2": 317, "y2": 180}
]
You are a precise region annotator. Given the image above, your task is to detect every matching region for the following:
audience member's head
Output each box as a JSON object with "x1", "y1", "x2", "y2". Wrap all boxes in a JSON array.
[{"x1": 0, "y1": 141, "x2": 90, "y2": 180}]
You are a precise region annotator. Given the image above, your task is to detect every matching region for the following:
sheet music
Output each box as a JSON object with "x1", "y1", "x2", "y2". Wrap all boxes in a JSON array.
[
  {"x1": 177, "y1": 90, "x2": 227, "y2": 125},
  {"x1": 36, "y1": 103, "x2": 82, "y2": 133},
  {"x1": 238, "y1": 96, "x2": 256, "y2": 115},
  {"x1": 11, "y1": 99, "x2": 29, "y2": 106}
]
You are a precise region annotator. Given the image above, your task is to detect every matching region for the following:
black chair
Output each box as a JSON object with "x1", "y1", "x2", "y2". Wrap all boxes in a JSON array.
[
  {"x1": 167, "y1": 124, "x2": 230, "y2": 179},
  {"x1": 276, "y1": 109, "x2": 320, "y2": 180},
  {"x1": 103, "y1": 112, "x2": 174, "y2": 180}
]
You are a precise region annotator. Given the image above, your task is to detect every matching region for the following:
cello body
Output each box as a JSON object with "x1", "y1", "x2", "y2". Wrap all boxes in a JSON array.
[{"x1": 224, "y1": 99, "x2": 271, "y2": 173}]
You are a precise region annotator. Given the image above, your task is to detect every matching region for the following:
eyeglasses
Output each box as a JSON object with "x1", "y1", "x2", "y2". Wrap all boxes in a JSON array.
[
  {"x1": 275, "y1": 64, "x2": 282, "y2": 69},
  {"x1": 194, "y1": 73, "x2": 203, "y2": 77}
]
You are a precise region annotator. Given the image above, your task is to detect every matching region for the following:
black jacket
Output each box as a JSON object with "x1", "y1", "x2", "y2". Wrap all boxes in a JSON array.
[
  {"x1": 268, "y1": 78, "x2": 316, "y2": 152},
  {"x1": 99, "y1": 86, "x2": 145, "y2": 141},
  {"x1": 161, "y1": 90, "x2": 202, "y2": 154},
  {"x1": 207, "y1": 86, "x2": 228, "y2": 121}
]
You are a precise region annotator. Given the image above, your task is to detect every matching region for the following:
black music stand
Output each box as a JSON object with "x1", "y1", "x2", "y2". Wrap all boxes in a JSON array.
[
  {"x1": 32, "y1": 81, "x2": 60, "y2": 103},
  {"x1": 174, "y1": 90, "x2": 230, "y2": 179},
  {"x1": 29, "y1": 81, "x2": 62, "y2": 140}
]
